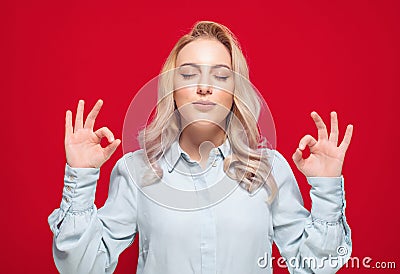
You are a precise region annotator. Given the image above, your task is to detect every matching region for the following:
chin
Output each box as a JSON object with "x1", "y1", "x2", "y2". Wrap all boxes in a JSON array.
[
  {"x1": 179, "y1": 109, "x2": 230, "y2": 128},
  {"x1": 192, "y1": 119, "x2": 217, "y2": 127}
]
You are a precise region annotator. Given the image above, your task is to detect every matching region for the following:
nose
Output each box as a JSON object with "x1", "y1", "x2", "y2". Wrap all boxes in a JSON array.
[
  {"x1": 197, "y1": 84, "x2": 213, "y2": 95},
  {"x1": 197, "y1": 70, "x2": 213, "y2": 95}
]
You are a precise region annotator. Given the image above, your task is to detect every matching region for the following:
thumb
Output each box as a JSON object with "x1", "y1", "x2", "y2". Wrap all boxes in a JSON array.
[{"x1": 104, "y1": 139, "x2": 121, "y2": 159}]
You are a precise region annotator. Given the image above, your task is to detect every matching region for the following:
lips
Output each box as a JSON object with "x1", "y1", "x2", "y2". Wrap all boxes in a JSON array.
[
  {"x1": 192, "y1": 100, "x2": 216, "y2": 105},
  {"x1": 192, "y1": 100, "x2": 217, "y2": 111}
]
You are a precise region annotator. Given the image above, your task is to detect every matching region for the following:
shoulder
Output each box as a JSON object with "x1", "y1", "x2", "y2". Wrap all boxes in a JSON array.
[
  {"x1": 112, "y1": 148, "x2": 148, "y2": 179},
  {"x1": 261, "y1": 147, "x2": 292, "y2": 173},
  {"x1": 262, "y1": 148, "x2": 296, "y2": 189}
]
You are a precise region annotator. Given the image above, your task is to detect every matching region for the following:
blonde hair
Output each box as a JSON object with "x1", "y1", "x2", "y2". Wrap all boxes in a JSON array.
[{"x1": 138, "y1": 21, "x2": 278, "y2": 203}]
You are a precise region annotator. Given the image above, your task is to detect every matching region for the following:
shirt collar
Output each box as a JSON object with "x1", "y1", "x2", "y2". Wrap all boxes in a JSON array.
[{"x1": 163, "y1": 137, "x2": 231, "y2": 173}]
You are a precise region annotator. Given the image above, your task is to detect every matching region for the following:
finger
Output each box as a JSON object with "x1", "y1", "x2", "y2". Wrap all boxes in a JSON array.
[
  {"x1": 65, "y1": 110, "x2": 73, "y2": 139},
  {"x1": 104, "y1": 139, "x2": 121, "y2": 159},
  {"x1": 94, "y1": 127, "x2": 115, "y2": 143},
  {"x1": 329, "y1": 111, "x2": 339, "y2": 145},
  {"x1": 84, "y1": 99, "x2": 103, "y2": 130},
  {"x1": 339, "y1": 124, "x2": 354, "y2": 152},
  {"x1": 298, "y1": 134, "x2": 317, "y2": 151},
  {"x1": 74, "y1": 100, "x2": 84, "y2": 132},
  {"x1": 311, "y1": 111, "x2": 328, "y2": 140},
  {"x1": 292, "y1": 148, "x2": 305, "y2": 169}
]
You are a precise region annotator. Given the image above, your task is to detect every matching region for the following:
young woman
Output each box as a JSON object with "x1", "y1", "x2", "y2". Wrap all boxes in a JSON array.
[{"x1": 48, "y1": 21, "x2": 354, "y2": 273}]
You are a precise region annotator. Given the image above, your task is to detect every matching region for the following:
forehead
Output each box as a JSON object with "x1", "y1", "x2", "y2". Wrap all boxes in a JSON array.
[{"x1": 176, "y1": 38, "x2": 231, "y2": 68}]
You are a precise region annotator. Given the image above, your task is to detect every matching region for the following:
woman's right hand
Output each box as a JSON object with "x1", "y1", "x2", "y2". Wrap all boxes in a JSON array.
[{"x1": 65, "y1": 99, "x2": 121, "y2": 168}]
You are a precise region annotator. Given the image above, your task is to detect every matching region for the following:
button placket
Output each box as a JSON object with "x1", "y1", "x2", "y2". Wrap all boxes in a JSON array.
[
  {"x1": 63, "y1": 169, "x2": 77, "y2": 205},
  {"x1": 189, "y1": 164, "x2": 217, "y2": 273},
  {"x1": 63, "y1": 182, "x2": 75, "y2": 206}
]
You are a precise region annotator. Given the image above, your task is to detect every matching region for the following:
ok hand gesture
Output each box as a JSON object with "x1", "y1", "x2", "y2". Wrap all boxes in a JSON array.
[
  {"x1": 65, "y1": 99, "x2": 121, "y2": 168},
  {"x1": 292, "y1": 111, "x2": 353, "y2": 177}
]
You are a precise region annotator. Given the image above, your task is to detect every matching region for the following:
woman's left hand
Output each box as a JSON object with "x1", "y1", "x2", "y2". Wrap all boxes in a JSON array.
[{"x1": 292, "y1": 111, "x2": 353, "y2": 177}]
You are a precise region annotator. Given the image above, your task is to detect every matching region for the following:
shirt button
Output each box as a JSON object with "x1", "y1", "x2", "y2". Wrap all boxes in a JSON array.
[
  {"x1": 66, "y1": 185, "x2": 72, "y2": 192},
  {"x1": 68, "y1": 175, "x2": 75, "y2": 181},
  {"x1": 63, "y1": 196, "x2": 69, "y2": 203}
]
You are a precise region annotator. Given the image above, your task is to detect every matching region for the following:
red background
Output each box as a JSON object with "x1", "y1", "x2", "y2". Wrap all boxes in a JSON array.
[{"x1": 2, "y1": 0, "x2": 399, "y2": 273}]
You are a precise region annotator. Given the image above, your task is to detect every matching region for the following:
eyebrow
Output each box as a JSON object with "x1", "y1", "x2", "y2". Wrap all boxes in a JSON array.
[{"x1": 179, "y1": 63, "x2": 232, "y2": 70}]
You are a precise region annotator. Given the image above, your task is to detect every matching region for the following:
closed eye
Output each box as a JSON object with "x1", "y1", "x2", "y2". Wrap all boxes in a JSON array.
[
  {"x1": 214, "y1": 75, "x2": 229, "y2": 81},
  {"x1": 181, "y1": 74, "x2": 197, "y2": 79}
]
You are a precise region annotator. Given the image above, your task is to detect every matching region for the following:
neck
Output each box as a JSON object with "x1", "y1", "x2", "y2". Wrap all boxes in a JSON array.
[{"x1": 179, "y1": 122, "x2": 226, "y2": 163}]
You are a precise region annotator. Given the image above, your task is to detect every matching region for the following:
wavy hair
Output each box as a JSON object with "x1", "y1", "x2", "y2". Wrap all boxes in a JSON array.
[{"x1": 137, "y1": 21, "x2": 278, "y2": 203}]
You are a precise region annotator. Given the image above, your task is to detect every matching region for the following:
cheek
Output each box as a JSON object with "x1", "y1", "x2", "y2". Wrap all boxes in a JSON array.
[
  {"x1": 217, "y1": 91, "x2": 234, "y2": 109},
  {"x1": 173, "y1": 88, "x2": 195, "y2": 106}
]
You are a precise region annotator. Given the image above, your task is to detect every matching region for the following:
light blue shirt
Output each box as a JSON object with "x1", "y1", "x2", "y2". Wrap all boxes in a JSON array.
[{"x1": 48, "y1": 138, "x2": 352, "y2": 273}]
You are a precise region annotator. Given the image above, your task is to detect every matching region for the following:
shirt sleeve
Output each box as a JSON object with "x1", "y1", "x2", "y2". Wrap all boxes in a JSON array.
[
  {"x1": 47, "y1": 153, "x2": 138, "y2": 274},
  {"x1": 271, "y1": 150, "x2": 352, "y2": 273}
]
